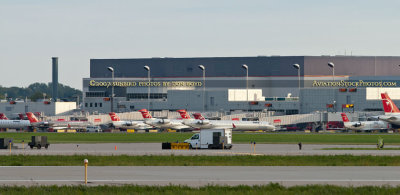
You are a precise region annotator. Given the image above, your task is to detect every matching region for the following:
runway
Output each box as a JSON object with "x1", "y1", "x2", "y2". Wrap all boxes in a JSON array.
[
  {"x1": 0, "y1": 166, "x2": 399, "y2": 186},
  {"x1": 2, "y1": 143, "x2": 400, "y2": 156}
]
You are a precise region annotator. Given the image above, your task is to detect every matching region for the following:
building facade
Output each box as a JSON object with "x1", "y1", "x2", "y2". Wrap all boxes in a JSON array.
[{"x1": 82, "y1": 56, "x2": 400, "y2": 114}]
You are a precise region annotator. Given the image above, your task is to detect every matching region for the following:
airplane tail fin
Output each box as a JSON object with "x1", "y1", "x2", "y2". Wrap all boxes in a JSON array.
[
  {"x1": 26, "y1": 112, "x2": 40, "y2": 123},
  {"x1": 18, "y1": 113, "x2": 24, "y2": 120},
  {"x1": 138, "y1": 109, "x2": 152, "y2": 119},
  {"x1": 177, "y1": 110, "x2": 191, "y2": 119},
  {"x1": 381, "y1": 93, "x2": 400, "y2": 113},
  {"x1": 193, "y1": 113, "x2": 205, "y2": 120},
  {"x1": 109, "y1": 112, "x2": 121, "y2": 121},
  {"x1": 340, "y1": 113, "x2": 350, "y2": 122},
  {"x1": 0, "y1": 113, "x2": 8, "y2": 120}
]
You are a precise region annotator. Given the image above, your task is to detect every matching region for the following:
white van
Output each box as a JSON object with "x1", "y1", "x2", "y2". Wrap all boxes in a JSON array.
[{"x1": 184, "y1": 129, "x2": 232, "y2": 149}]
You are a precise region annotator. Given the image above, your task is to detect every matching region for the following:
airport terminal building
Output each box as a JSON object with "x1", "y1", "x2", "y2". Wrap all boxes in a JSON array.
[{"x1": 82, "y1": 56, "x2": 400, "y2": 114}]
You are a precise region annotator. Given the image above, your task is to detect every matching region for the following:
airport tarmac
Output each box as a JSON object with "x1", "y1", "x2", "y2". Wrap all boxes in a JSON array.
[
  {"x1": 0, "y1": 166, "x2": 399, "y2": 186},
  {"x1": 2, "y1": 143, "x2": 400, "y2": 156}
]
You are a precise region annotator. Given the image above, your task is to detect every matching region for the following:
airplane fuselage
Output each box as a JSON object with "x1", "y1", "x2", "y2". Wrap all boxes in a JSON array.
[
  {"x1": 144, "y1": 118, "x2": 191, "y2": 130},
  {"x1": 0, "y1": 120, "x2": 31, "y2": 128},
  {"x1": 343, "y1": 121, "x2": 388, "y2": 131},
  {"x1": 111, "y1": 120, "x2": 152, "y2": 130},
  {"x1": 378, "y1": 114, "x2": 400, "y2": 125},
  {"x1": 32, "y1": 121, "x2": 90, "y2": 129}
]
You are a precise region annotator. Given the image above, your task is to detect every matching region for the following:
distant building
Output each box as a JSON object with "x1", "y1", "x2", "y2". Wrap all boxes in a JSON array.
[
  {"x1": 82, "y1": 56, "x2": 400, "y2": 114},
  {"x1": 0, "y1": 101, "x2": 77, "y2": 117}
]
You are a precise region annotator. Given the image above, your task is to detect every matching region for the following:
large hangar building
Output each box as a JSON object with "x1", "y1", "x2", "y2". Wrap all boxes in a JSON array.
[{"x1": 82, "y1": 56, "x2": 400, "y2": 114}]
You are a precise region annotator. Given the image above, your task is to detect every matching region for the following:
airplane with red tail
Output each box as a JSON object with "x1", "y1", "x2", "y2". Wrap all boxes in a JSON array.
[
  {"x1": 26, "y1": 112, "x2": 90, "y2": 130},
  {"x1": 139, "y1": 109, "x2": 191, "y2": 130},
  {"x1": 108, "y1": 112, "x2": 152, "y2": 130},
  {"x1": 341, "y1": 113, "x2": 388, "y2": 131},
  {"x1": 0, "y1": 113, "x2": 8, "y2": 120},
  {"x1": 0, "y1": 113, "x2": 30, "y2": 129},
  {"x1": 182, "y1": 112, "x2": 275, "y2": 131},
  {"x1": 192, "y1": 113, "x2": 205, "y2": 120},
  {"x1": 378, "y1": 93, "x2": 400, "y2": 125}
]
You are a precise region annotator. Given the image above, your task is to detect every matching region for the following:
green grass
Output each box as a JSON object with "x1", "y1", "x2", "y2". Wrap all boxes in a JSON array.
[
  {"x1": 232, "y1": 133, "x2": 400, "y2": 145},
  {"x1": 3, "y1": 155, "x2": 400, "y2": 166},
  {"x1": 322, "y1": 147, "x2": 400, "y2": 150},
  {"x1": 1, "y1": 184, "x2": 400, "y2": 195},
  {"x1": 1, "y1": 132, "x2": 400, "y2": 144}
]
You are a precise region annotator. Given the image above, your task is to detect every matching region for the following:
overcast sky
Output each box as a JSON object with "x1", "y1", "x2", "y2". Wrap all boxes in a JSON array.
[{"x1": 1, "y1": 0, "x2": 400, "y2": 90}]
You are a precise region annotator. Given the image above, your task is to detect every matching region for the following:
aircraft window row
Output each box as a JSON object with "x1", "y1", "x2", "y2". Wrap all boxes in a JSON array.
[{"x1": 85, "y1": 102, "x2": 103, "y2": 108}]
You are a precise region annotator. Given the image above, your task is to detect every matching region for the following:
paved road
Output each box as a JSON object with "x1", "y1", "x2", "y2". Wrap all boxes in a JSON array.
[
  {"x1": 2, "y1": 143, "x2": 400, "y2": 156},
  {"x1": 0, "y1": 166, "x2": 399, "y2": 186}
]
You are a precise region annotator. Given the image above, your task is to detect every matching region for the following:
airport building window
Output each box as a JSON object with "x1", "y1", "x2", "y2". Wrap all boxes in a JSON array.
[
  {"x1": 285, "y1": 109, "x2": 299, "y2": 115},
  {"x1": 127, "y1": 93, "x2": 167, "y2": 100},
  {"x1": 99, "y1": 103, "x2": 102, "y2": 107},
  {"x1": 90, "y1": 103, "x2": 93, "y2": 107},
  {"x1": 85, "y1": 103, "x2": 88, "y2": 107},
  {"x1": 86, "y1": 91, "x2": 106, "y2": 97},
  {"x1": 95, "y1": 103, "x2": 97, "y2": 107}
]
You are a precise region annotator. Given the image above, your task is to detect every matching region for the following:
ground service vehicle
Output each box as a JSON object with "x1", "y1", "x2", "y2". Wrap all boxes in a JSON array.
[
  {"x1": 184, "y1": 129, "x2": 232, "y2": 149},
  {"x1": 28, "y1": 136, "x2": 49, "y2": 149}
]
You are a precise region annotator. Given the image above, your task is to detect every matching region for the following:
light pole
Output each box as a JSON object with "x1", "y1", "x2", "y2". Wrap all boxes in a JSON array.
[
  {"x1": 198, "y1": 65, "x2": 206, "y2": 112},
  {"x1": 144, "y1": 65, "x2": 150, "y2": 111},
  {"x1": 327, "y1": 62, "x2": 335, "y2": 112},
  {"x1": 242, "y1": 64, "x2": 249, "y2": 111},
  {"x1": 292, "y1": 64, "x2": 301, "y2": 92},
  {"x1": 328, "y1": 62, "x2": 335, "y2": 81},
  {"x1": 107, "y1": 67, "x2": 114, "y2": 113},
  {"x1": 293, "y1": 64, "x2": 301, "y2": 114}
]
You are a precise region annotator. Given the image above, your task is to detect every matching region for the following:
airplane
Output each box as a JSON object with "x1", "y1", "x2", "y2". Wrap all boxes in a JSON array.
[
  {"x1": 181, "y1": 112, "x2": 275, "y2": 131},
  {"x1": 26, "y1": 112, "x2": 90, "y2": 130},
  {"x1": 108, "y1": 112, "x2": 152, "y2": 130},
  {"x1": 378, "y1": 93, "x2": 400, "y2": 125},
  {"x1": 0, "y1": 113, "x2": 8, "y2": 120},
  {"x1": 0, "y1": 118, "x2": 31, "y2": 129},
  {"x1": 139, "y1": 109, "x2": 192, "y2": 130},
  {"x1": 340, "y1": 113, "x2": 388, "y2": 131}
]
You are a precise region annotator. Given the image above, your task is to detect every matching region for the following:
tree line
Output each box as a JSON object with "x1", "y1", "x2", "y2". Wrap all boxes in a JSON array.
[{"x1": 0, "y1": 83, "x2": 82, "y2": 102}]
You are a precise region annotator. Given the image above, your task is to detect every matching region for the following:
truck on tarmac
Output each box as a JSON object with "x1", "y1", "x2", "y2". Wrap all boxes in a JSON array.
[{"x1": 184, "y1": 129, "x2": 232, "y2": 149}]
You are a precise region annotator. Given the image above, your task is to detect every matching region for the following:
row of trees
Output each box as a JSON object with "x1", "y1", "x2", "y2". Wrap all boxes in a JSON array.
[{"x1": 0, "y1": 83, "x2": 82, "y2": 102}]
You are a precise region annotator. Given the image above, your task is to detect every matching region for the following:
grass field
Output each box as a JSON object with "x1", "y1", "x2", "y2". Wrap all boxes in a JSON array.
[
  {"x1": 1, "y1": 132, "x2": 400, "y2": 144},
  {"x1": 3, "y1": 155, "x2": 400, "y2": 166},
  {"x1": 322, "y1": 147, "x2": 400, "y2": 150},
  {"x1": 1, "y1": 184, "x2": 400, "y2": 195}
]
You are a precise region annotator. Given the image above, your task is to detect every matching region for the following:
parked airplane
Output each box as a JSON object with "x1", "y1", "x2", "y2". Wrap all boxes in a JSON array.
[
  {"x1": 0, "y1": 113, "x2": 8, "y2": 120},
  {"x1": 341, "y1": 113, "x2": 388, "y2": 131},
  {"x1": 108, "y1": 112, "x2": 152, "y2": 130},
  {"x1": 378, "y1": 93, "x2": 400, "y2": 125},
  {"x1": 26, "y1": 112, "x2": 90, "y2": 130},
  {"x1": 181, "y1": 113, "x2": 275, "y2": 131},
  {"x1": 0, "y1": 119, "x2": 31, "y2": 129},
  {"x1": 139, "y1": 109, "x2": 191, "y2": 130}
]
